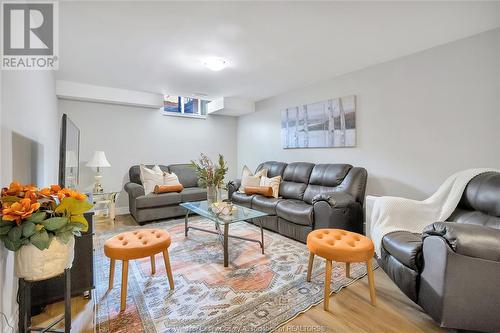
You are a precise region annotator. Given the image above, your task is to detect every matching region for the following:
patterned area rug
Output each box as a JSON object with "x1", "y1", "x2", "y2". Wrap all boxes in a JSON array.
[{"x1": 95, "y1": 217, "x2": 377, "y2": 333}]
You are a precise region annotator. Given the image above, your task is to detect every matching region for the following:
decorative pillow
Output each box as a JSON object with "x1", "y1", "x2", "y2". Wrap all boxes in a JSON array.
[
  {"x1": 163, "y1": 172, "x2": 181, "y2": 186},
  {"x1": 154, "y1": 184, "x2": 184, "y2": 194},
  {"x1": 260, "y1": 175, "x2": 281, "y2": 198},
  {"x1": 244, "y1": 186, "x2": 274, "y2": 197},
  {"x1": 238, "y1": 166, "x2": 268, "y2": 193},
  {"x1": 140, "y1": 165, "x2": 164, "y2": 194}
]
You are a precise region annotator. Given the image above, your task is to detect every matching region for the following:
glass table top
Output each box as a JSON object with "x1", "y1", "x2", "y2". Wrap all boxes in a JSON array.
[{"x1": 180, "y1": 200, "x2": 268, "y2": 225}]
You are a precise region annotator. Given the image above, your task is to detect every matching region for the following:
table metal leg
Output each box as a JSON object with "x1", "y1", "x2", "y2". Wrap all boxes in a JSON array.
[
  {"x1": 18, "y1": 278, "x2": 28, "y2": 333},
  {"x1": 64, "y1": 268, "x2": 71, "y2": 332},
  {"x1": 257, "y1": 218, "x2": 265, "y2": 254},
  {"x1": 223, "y1": 223, "x2": 229, "y2": 267},
  {"x1": 184, "y1": 210, "x2": 189, "y2": 236}
]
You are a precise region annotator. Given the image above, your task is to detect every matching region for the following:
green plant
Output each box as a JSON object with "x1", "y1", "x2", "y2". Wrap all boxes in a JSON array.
[
  {"x1": 0, "y1": 182, "x2": 93, "y2": 251},
  {"x1": 190, "y1": 153, "x2": 228, "y2": 189}
]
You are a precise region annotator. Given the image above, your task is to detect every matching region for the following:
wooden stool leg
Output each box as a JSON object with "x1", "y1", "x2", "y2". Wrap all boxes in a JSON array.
[
  {"x1": 345, "y1": 262, "x2": 350, "y2": 278},
  {"x1": 108, "y1": 259, "x2": 115, "y2": 290},
  {"x1": 366, "y1": 259, "x2": 376, "y2": 306},
  {"x1": 162, "y1": 249, "x2": 174, "y2": 290},
  {"x1": 120, "y1": 260, "x2": 129, "y2": 312},
  {"x1": 150, "y1": 255, "x2": 156, "y2": 275},
  {"x1": 306, "y1": 253, "x2": 314, "y2": 282},
  {"x1": 324, "y1": 260, "x2": 332, "y2": 311}
]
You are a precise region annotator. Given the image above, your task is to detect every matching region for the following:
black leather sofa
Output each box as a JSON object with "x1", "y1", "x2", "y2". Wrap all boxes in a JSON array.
[
  {"x1": 227, "y1": 161, "x2": 367, "y2": 243},
  {"x1": 379, "y1": 172, "x2": 500, "y2": 332}
]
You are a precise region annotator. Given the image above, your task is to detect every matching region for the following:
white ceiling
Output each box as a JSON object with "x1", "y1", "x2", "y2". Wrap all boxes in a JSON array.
[{"x1": 58, "y1": 1, "x2": 500, "y2": 102}]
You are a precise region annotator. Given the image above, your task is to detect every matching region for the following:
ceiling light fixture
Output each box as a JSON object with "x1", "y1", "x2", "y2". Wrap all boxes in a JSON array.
[{"x1": 202, "y1": 57, "x2": 229, "y2": 71}]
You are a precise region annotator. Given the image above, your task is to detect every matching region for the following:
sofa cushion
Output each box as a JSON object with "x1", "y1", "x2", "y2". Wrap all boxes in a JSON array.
[
  {"x1": 180, "y1": 187, "x2": 207, "y2": 202},
  {"x1": 252, "y1": 195, "x2": 283, "y2": 215},
  {"x1": 231, "y1": 191, "x2": 255, "y2": 208},
  {"x1": 276, "y1": 199, "x2": 314, "y2": 226},
  {"x1": 136, "y1": 192, "x2": 181, "y2": 209},
  {"x1": 255, "y1": 161, "x2": 287, "y2": 178},
  {"x1": 303, "y1": 164, "x2": 352, "y2": 204},
  {"x1": 382, "y1": 231, "x2": 423, "y2": 271},
  {"x1": 168, "y1": 164, "x2": 199, "y2": 188},
  {"x1": 280, "y1": 162, "x2": 315, "y2": 200}
]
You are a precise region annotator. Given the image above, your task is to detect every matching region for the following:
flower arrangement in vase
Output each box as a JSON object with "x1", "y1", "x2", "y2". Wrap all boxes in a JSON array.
[
  {"x1": 0, "y1": 182, "x2": 92, "y2": 281},
  {"x1": 190, "y1": 153, "x2": 228, "y2": 205}
]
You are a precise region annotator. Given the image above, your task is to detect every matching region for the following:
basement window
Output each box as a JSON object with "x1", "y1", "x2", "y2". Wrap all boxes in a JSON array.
[{"x1": 162, "y1": 95, "x2": 209, "y2": 118}]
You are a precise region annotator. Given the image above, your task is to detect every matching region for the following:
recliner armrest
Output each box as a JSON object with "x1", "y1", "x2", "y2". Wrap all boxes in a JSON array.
[
  {"x1": 227, "y1": 179, "x2": 241, "y2": 199},
  {"x1": 312, "y1": 192, "x2": 355, "y2": 208},
  {"x1": 423, "y1": 222, "x2": 500, "y2": 262},
  {"x1": 124, "y1": 182, "x2": 145, "y2": 198}
]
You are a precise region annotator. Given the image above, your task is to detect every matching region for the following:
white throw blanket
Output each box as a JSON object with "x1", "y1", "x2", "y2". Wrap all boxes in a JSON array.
[{"x1": 369, "y1": 168, "x2": 497, "y2": 257}]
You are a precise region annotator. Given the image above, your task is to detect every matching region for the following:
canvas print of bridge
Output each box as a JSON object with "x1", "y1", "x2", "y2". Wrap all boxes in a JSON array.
[{"x1": 281, "y1": 95, "x2": 356, "y2": 148}]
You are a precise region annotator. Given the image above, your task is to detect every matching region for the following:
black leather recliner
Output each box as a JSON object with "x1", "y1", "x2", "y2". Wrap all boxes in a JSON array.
[
  {"x1": 227, "y1": 161, "x2": 367, "y2": 243},
  {"x1": 378, "y1": 172, "x2": 500, "y2": 333}
]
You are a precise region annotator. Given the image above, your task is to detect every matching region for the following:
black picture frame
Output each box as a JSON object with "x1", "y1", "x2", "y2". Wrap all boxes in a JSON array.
[{"x1": 58, "y1": 113, "x2": 80, "y2": 188}]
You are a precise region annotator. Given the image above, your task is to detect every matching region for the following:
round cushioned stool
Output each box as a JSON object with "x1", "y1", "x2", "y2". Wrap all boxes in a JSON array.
[
  {"x1": 306, "y1": 229, "x2": 376, "y2": 311},
  {"x1": 104, "y1": 229, "x2": 174, "y2": 311}
]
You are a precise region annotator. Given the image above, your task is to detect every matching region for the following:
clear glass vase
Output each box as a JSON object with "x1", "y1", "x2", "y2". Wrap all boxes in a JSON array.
[{"x1": 206, "y1": 185, "x2": 219, "y2": 206}]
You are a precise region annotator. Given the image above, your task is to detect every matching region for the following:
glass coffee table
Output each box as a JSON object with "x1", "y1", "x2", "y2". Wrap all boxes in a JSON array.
[{"x1": 180, "y1": 200, "x2": 269, "y2": 267}]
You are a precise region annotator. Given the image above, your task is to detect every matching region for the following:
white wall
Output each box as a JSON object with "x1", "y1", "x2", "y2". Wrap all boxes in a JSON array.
[
  {"x1": 0, "y1": 70, "x2": 58, "y2": 332},
  {"x1": 58, "y1": 100, "x2": 238, "y2": 210},
  {"x1": 237, "y1": 28, "x2": 500, "y2": 199}
]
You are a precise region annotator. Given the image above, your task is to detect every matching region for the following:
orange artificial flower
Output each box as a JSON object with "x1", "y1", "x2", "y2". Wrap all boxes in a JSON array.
[
  {"x1": 1, "y1": 181, "x2": 23, "y2": 197},
  {"x1": 2, "y1": 198, "x2": 41, "y2": 224},
  {"x1": 39, "y1": 184, "x2": 62, "y2": 198},
  {"x1": 23, "y1": 185, "x2": 38, "y2": 193},
  {"x1": 57, "y1": 189, "x2": 87, "y2": 201},
  {"x1": 24, "y1": 190, "x2": 38, "y2": 204}
]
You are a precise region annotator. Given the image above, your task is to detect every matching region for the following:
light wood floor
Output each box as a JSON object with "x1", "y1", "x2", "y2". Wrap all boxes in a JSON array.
[{"x1": 32, "y1": 215, "x2": 445, "y2": 333}]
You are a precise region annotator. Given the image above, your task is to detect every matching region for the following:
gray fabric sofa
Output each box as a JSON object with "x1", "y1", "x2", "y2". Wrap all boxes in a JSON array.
[
  {"x1": 227, "y1": 161, "x2": 367, "y2": 243},
  {"x1": 124, "y1": 164, "x2": 206, "y2": 224},
  {"x1": 379, "y1": 172, "x2": 500, "y2": 332}
]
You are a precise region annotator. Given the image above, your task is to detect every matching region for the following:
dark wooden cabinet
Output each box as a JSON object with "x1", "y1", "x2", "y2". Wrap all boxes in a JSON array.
[{"x1": 30, "y1": 212, "x2": 94, "y2": 308}]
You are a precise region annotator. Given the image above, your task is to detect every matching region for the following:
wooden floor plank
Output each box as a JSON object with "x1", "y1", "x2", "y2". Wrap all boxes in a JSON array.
[{"x1": 32, "y1": 215, "x2": 445, "y2": 333}]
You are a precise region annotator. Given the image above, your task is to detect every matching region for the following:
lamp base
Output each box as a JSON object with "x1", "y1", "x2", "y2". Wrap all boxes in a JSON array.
[{"x1": 93, "y1": 174, "x2": 103, "y2": 193}]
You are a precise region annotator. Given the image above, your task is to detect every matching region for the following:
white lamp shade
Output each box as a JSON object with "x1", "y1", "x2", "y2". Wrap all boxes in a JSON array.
[{"x1": 86, "y1": 151, "x2": 111, "y2": 168}]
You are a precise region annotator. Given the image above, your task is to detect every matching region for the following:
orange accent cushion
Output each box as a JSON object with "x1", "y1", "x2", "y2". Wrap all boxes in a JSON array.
[
  {"x1": 307, "y1": 229, "x2": 374, "y2": 262},
  {"x1": 104, "y1": 229, "x2": 171, "y2": 260},
  {"x1": 154, "y1": 184, "x2": 184, "y2": 194},
  {"x1": 244, "y1": 186, "x2": 274, "y2": 197}
]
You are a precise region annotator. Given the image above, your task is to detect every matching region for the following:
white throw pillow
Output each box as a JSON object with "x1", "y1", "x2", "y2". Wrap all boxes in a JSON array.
[
  {"x1": 164, "y1": 172, "x2": 180, "y2": 186},
  {"x1": 260, "y1": 175, "x2": 281, "y2": 198},
  {"x1": 140, "y1": 165, "x2": 164, "y2": 194},
  {"x1": 239, "y1": 166, "x2": 268, "y2": 193}
]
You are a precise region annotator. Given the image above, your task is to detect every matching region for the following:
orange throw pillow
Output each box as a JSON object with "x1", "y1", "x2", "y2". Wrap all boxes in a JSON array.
[
  {"x1": 244, "y1": 186, "x2": 274, "y2": 197},
  {"x1": 154, "y1": 184, "x2": 184, "y2": 194}
]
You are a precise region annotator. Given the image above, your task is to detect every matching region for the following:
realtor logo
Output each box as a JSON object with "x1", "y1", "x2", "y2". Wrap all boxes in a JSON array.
[{"x1": 2, "y1": 1, "x2": 58, "y2": 70}]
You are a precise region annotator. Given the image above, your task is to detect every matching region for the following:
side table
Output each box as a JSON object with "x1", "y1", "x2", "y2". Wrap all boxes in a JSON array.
[
  {"x1": 19, "y1": 269, "x2": 71, "y2": 333},
  {"x1": 92, "y1": 192, "x2": 119, "y2": 221}
]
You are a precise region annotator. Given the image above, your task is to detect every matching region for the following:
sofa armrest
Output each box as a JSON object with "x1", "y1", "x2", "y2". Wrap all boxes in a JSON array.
[
  {"x1": 423, "y1": 222, "x2": 500, "y2": 262},
  {"x1": 124, "y1": 182, "x2": 145, "y2": 198},
  {"x1": 312, "y1": 192, "x2": 363, "y2": 234},
  {"x1": 312, "y1": 192, "x2": 355, "y2": 208},
  {"x1": 227, "y1": 179, "x2": 241, "y2": 200}
]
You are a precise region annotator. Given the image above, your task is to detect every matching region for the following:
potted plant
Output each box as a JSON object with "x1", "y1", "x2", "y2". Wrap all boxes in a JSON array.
[
  {"x1": 0, "y1": 182, "x2": 92, "y2": 281},
  {"x1": 190, "y1": 153, "x2": 228, "y2": 205}
]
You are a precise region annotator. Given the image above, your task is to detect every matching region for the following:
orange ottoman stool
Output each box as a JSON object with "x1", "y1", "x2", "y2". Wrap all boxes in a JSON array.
[
  {"x1": 104, "y1": 229, "x2": 174, "y2": 311},
  {"x1": 306, "y1": 229, "x2": 376, "y2": 311}
]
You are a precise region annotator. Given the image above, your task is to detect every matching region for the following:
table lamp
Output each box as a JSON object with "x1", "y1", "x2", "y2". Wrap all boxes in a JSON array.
[{"x1": 86, "y1": 151, "x2": 111, "y2": 193}]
